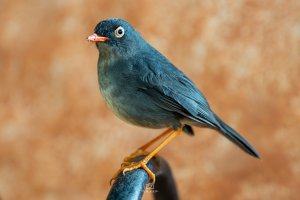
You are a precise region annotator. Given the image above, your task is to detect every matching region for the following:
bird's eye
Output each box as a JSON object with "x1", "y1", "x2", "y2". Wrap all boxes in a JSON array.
[{"x1": 114, "y1": 26, "x2": 125, "y2": 38}]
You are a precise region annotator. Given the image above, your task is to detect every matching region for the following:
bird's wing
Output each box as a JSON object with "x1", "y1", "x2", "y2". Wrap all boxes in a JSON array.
[
  {"x1": 130, "y1": 52, "x2": 260, "y2": 158},
  {"x1": 134, "y1": 56, "x2": 218, "y2": 128}
]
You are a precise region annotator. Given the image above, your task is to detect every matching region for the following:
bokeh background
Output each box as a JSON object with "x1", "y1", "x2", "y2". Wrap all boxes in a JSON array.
[{"x1": 1, "y1": 0, "x2": 300, "y2": 199}]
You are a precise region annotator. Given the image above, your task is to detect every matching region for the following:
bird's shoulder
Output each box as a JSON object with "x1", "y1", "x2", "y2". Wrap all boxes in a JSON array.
[{"x1": 132, "y1": 49, "x2": 205, "y2": 103}]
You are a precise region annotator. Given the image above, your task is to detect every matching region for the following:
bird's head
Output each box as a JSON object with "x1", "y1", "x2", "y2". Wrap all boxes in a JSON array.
[{"x1": 87, "y1": 18, "x2": 145, "y2": 56}]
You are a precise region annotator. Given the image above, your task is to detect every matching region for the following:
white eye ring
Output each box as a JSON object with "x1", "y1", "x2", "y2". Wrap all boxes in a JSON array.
[{"x1": 114, "y1": 26, "x2": 125, "y2": 38}]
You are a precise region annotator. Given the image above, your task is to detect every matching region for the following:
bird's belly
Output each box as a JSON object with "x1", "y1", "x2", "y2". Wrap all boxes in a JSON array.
[{"x1": 100, "y1": 85, "x2": 178, "y2": 129}]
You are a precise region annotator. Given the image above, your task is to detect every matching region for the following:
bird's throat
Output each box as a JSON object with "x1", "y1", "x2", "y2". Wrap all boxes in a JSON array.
[
  {"x1": 97, "y1": 46, "x2": 117, "y2": 75},
  {"x1": 97, "y1": 47, "x2": 121, "y2": 90}
]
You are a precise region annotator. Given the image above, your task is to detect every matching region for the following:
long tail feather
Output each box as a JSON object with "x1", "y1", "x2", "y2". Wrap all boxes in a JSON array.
[{"x1": 214, "y1": 114, "x2": 260, "y2": 158}]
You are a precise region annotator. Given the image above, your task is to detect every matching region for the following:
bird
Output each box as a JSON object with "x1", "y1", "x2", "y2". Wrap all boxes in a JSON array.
[{"x1": 87, "y1": 18, "x2": 260, "y2": 184}]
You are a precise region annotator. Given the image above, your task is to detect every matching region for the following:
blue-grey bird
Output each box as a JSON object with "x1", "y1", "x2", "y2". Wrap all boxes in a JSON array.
[{"x1": 87, "y1": 18, "x2": 260, "y2": 183}]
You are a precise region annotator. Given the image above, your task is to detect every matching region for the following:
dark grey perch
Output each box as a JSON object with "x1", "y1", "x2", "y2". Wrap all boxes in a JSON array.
[{"x1": 107, "y1": 155, "x2": 178, "y2": 200}]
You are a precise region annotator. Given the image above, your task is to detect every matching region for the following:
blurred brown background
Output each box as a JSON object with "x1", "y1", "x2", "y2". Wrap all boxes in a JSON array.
[{"x1": 0, "y1": 0, "x2": 300, "y2": 199}]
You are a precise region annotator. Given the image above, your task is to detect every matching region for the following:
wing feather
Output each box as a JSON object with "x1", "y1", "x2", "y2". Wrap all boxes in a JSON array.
[{"x1": 136, "y1": 58, "x2": 218, "y2": 128}]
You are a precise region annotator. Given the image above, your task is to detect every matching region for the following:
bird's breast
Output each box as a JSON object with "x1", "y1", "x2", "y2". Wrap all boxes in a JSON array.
[{"x1": 98, "y1": 71, "x2": 178, "y2": 129}]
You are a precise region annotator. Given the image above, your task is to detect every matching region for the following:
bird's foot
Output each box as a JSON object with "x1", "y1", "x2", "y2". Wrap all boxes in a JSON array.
[
  {"x1": 110, "y1": 150, "x2": 156, "y2": 185},
  {"x1": 123, "y1": 159, "x2": 156, "y2": 184}
]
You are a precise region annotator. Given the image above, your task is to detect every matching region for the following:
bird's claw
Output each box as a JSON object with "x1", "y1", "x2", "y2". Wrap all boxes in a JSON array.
[
  {"x1": 122, "y1": 162, "x2": 143, "y2": 174},
  {"x1": 121, "y1": 161, "x2": 156, "y2": 184},
  {"x1": 110, "y1": 150, "x2": 156, "y2": 185}
]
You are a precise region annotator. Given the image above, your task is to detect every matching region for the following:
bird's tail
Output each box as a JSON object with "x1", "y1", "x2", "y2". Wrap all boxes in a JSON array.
[{"x1": 214, "y1": 114, "x2": 260, "y2": 158}]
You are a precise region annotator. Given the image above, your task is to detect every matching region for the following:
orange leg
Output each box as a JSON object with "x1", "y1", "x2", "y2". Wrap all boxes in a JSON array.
[
  {"x1": 111, "y1": 127, "x2": 182, "y2": 185},
  {"x1": 138, "y1": 128, "x2": 173, "y2": 151},
  {"x1": 121, "y1": 128, "x2": 173, "y2": 163}
]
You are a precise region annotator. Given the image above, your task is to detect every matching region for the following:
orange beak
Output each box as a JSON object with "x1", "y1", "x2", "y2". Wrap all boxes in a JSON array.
[{"x1": 87, "y1": 33, "x2": 109, "y2": 42}]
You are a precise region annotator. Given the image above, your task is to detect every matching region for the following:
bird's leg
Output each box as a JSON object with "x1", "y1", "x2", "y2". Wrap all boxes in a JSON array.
[
  {"x1": 139, "y1": 128, "x2": 173, "y2": 151},
  {"x1": 110, "y1": 128, "x2": 174, "y2": 185},
  {"x1": 111, "y1": 128, "x2": 182, "y2": 185},
  {"x1": 122, "y1": 128, "x2": 173, "y2": 162}
]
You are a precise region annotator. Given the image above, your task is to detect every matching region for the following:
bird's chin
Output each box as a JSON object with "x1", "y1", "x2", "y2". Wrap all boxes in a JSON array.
[
  {"x1": 95, "y1": 42, "x2": 104, "y2": 49},
  {"x1": 96, "y1": 42, "x2": 107, "y2": 49}
]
